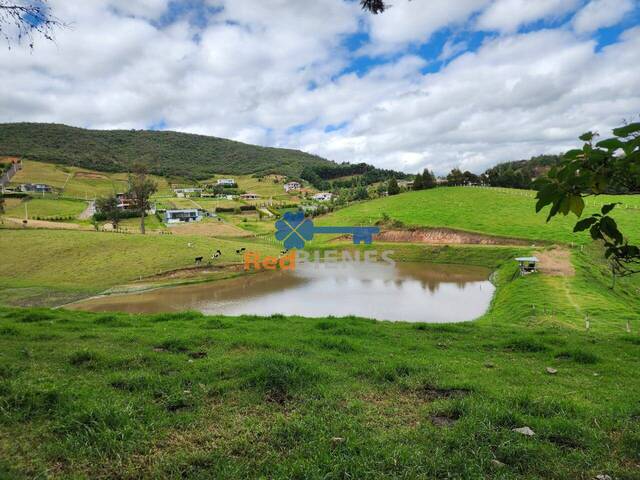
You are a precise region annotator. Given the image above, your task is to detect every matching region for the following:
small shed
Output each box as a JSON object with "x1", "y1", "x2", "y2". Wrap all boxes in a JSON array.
[{"x1": 515, "y1": 257, "x2": 539, "y2": 275}]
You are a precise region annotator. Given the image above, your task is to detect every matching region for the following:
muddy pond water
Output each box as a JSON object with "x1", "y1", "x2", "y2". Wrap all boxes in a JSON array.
[{"x1": 69, "y1": 262, "x2": 495, "y2": 323}]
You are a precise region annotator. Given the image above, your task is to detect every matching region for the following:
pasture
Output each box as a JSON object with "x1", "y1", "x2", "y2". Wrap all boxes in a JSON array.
[{"x1": 317, "y1": 187, "x2": 640, "y2": 245}]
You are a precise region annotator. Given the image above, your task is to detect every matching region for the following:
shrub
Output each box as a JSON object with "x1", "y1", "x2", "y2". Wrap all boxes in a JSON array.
[{"x1": 555, "y1": 349, "x2": 600, "y2": 364}]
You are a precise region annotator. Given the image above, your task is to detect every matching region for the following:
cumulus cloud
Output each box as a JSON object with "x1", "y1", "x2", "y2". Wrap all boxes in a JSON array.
[
  {"x1": 476, "y1": 0, "x2": 581, "y2": 33},
  {"x1": 1, "y1": 0, "x2": 639, "y2": 176},
  {"x1": 572, "y1": 0, "x2": 635, "y2": 34}
]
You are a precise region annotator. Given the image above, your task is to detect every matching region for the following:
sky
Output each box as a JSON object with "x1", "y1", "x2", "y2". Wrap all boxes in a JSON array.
[{"x1": 1, "y1": 0, "x2": 639, "y2": 175}]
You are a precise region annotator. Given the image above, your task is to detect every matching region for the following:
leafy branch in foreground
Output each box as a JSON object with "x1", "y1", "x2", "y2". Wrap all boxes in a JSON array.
[
  {"x1": 535, "y1": 122, "x2": 640, "y2": 281},
  {"x1": 0, "y1": 1, "x2": 64, "y2": 49}
]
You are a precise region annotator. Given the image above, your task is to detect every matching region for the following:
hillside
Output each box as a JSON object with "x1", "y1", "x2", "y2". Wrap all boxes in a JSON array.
[
  {"x1": 0, "y1": 123, "x2": 336, "y2": 180},
  {"x1": 315, "y1": 187, "x2": 640, "y2": 245}
]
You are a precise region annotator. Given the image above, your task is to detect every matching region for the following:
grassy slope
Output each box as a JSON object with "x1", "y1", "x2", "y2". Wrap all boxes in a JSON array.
[
  {"x1": 0, "y1": 244, "x2": 639, "y2": 478},
  {"x1": 0, "y1": 230, "x2": 279, "y2": 305},
  {"x1": 1, "y1": 188, "x2": 640, "y2": 477},
  {"x1": 317, "y1": 187, "x2": 640, "y2": 244},
  {"x1": 0, "y1": 123, "x2": 335, "y2": 179},
  {"x1": 4, "y1": 198, "x2": 87, "y2": 219},
  {"x1": 9, "y1": 160, "x2": 172, "y2": 199}
]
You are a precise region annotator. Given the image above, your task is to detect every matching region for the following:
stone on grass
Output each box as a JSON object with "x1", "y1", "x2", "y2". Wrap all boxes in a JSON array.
[
  {"x1": 595, "y1": 475, "x2": 612, "y2": 480},
  {"x1": 546, "y1": 367, "x2": 558, "y2": 374},
  {"x1": 512, "y1": 426, "x2": 535, "y2": 436},
  {"x1": 491, "y1": 459, "x2": 505, "y2": 468}
]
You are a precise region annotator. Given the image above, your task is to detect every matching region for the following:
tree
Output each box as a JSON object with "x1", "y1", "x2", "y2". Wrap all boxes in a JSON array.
[
  {"x1": 412, "y1": 172, "x2": 424, "y2": 191},
  {"x1": 0, "y1": 1, "x2": 64, "y2": 49},
  {"x1": 447, "y1": 168, "x2": 465, "y2": 186},
  {"x1": 535, "y1": 123, "x2": 640, "y2": 282},
  {"x1": 128, "y1": 164, "x2": 157, "y2": 234},
  {"x1": 0, "y1": 195, "x2": 4, "y2": 214},
  {"x1": 360, "y1": 0, "x2": 389, "y2": 14},
  {"x1": 351, "y1": 184, "x2": 369, "y2": 201},
  {"x1": 95, "y1": 195, "x2": 121, "y2": 229},
  {"x1": 422, "y1": 169, "x2": 436, "y2": 189},
  {"x1": 387, "y1": 178, "x2": 400, "y2": 196}
]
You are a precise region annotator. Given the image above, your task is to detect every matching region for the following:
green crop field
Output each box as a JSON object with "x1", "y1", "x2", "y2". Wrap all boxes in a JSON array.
[
  {"x1": 4, "y1": 198, "x2": 87, "y2": 219},
  {"x1": 317, "y1": 187, "x2": 640, "y2": 245}
]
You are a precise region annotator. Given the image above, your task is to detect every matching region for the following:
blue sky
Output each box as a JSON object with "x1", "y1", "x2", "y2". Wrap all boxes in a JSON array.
[{"x1": 2, "y1": 0, "x2": 640, "y2": 174}]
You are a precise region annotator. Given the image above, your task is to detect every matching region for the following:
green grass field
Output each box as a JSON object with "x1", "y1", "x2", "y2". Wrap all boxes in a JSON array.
[
  {"x1": 0, "y1": 242, "x2": 639, "y2": 478},
  {"x1": 10, "y1": 160, "x2": 172, "y2": 199},
  {"x1": 2, "y1": 187, "x2": 640, "y2": 478},
  {"x1": 317, "y1": 187, "x2": 640, "y2": 245},
  {"x1": 4, "y1": 198, "x2": 87, "y2": 220}
]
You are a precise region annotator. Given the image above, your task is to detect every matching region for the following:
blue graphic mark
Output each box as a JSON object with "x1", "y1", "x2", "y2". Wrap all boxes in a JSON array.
[{"x1": 275, "y1": 211, "x2": 380, "y2": 249}]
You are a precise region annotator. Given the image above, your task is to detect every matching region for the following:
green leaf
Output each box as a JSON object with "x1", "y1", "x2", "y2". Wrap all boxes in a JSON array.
[
  {"x1": 564, "y1": 149, "x2": 584, "y2": 160},
  {"x1": 579, "y1": 132, "x2": 595, "y2": 142},
  {"x1": 612, "y1": 122, "x2": 640, "y2": 138},
  {"x1": 596, "y1": 138, "x2": 624, "y2": 151},
  {"x1": 601, "y1": 203, "x2": 619, "y2": 215},
  {"x1": 574, "y1": 217, "x2": 597, "y2": 232},
  {"x1": 600, "y1": 216, "x2": 623, "y2": 244},
  {"x1": 569, "y1": 195, "x2": 585, "y2": 217}
]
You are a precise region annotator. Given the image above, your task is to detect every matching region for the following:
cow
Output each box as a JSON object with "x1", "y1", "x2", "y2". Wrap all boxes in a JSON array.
[{"x1": 195, "y1": 256, "x2": 203, "y2": 265}]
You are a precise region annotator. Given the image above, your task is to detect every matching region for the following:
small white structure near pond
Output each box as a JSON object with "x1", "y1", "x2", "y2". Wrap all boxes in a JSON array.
[
  {"x1": 515, "y1": 257, "x2": 539, "y2": 275},
  {"x1": 313, "y1": 192, "x2": 333, "y2": 202},
  {"x1": 164, "y1": 209, "x2": 202, "y2": 224}
]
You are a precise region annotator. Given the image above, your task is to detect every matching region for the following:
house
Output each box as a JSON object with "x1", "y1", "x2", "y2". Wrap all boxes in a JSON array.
[
  {"x1": 284, "y1": 181, "x2": 301, "y2": 192},
  {"x1": 173, "y1": 188, "x2": 203, "y2": 198},
  {"x1": 515, "y1": 257, "x2": 539, "y2": 275},
  {"x1": 240, "y1": 193, "x2": 260, "y2": 200},
  {"x1": 312, "y1": 192, "x2": 333, "y2": 202},
  {"x1": 115, "y1": 192, "x2": 136, "y2": 210},
  {"x1": 19, "y1": 183, "x2": 53, "y2": 194},
  {"x1": 216, "y1": 179, "x2": 236, "y2": 186},
  {"x1": 164, "y1": 209, "x2": 202, "y2": 224}
]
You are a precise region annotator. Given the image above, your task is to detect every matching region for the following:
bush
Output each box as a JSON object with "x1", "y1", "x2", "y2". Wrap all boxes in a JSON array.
[{"x1": 555, "y1": 349, "x2": 600, "y2": 364}]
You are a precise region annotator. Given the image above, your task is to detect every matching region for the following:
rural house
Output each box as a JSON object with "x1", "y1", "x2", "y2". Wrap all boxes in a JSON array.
[
  {"x1": 313, "y1": 192, "x2": 333, "y2": 202},
  {"x1": 240, "y1": 193, "x2": 260, "y2": 200},
  {"x1": 216, "y1": 178, "x2": 236, "y2": 186},
  {"x1": 164, "y1": 209, "x2": 202, "y2": 224},
  {"x1": 173, "y1": 187, "x2": 203, "y2": 198},
  {"x1": 19, "y1": 183, "x2": 53, "y2": 194},
  {"x1": 284, "y1": 181, "x2": 301, "y2": 192},
  {"x1": 115, "y1": 192, "x2": 136, "y2": 210}
]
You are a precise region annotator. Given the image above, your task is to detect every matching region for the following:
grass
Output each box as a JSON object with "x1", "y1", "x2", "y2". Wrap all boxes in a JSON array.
[
  {"x1": 0, "y1": 229, "x2": 279, "y2": 305},
  {"x1": 317, "y1": 187, "x2": 640, "y2": 244},
  {"x1": 10, "y1": 160, "x2": 172, "y2": 199},
  {"x1": 0, "y1": 245, "x2": 639, "y2": 478},
  {"x1": 2, "y1": 187, "x2": 640, "y2": 477},
  {"x1": 4, "y1": 197, "x2": 87, "y2": 220}
]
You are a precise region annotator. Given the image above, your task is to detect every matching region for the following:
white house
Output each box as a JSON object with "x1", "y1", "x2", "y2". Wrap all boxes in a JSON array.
[
  {"x1": 164, "y1": 209, "x2": 202, "y2": 224},
  {"x1": 284, "y1": 181, "x2": 301, "y2": 192},
  {"x1": 174, "y1": 188, "x2": 203, "y2": 198},
  {"x1": 313, "y1": 192, "x2": 333, "y2": 202},
  {"x1": 217, "y1": 178, "x2": 236, "y2": 186}
]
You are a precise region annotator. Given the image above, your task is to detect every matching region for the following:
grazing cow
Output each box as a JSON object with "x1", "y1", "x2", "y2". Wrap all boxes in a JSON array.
[
  {"x1": 212, "y1": 249, "x2": 222, "y2": 259},
  {"x1": 236, "y1": 247, "x2": 246, "y2": 254},
  {"x1": 281, "y1": 249, "x2": 289, "y2": 255},
  {"x1": 195, "y1": 256, "x2": 203, "y2": 265}
]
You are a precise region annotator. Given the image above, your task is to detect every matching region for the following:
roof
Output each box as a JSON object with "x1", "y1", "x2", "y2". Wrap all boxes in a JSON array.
[
  {"x1": 166, "y1": 209, "x2": 199, "y2": 213},
  {"x1": 515, "y1": 257, "x2": 539, "y2": 263}
]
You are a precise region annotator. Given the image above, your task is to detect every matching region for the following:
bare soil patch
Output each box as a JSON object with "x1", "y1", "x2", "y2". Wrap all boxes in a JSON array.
[
  {"x1": 372, "y1": 228, "x2": 532, "y2": 246},
  {"x1": 535, "y1": 247, "x2": 575, "y2": 276},
  {"x1": 2, "y1": 217, "x2": 86, "y2": 230},
  {"x1": 74, "y1": 171, "x2": 108, "y2": 180}
]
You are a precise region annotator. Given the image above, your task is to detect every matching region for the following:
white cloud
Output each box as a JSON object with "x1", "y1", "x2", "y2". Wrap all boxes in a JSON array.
[
  {"x1": 365, "y1": 0, "x2": 490, "y2": 53},
  {"x1": 572, "y1": 0, "x2": 635, "y2": 34},
  {"x1": 1, "y1": 0, "x2": 639, "y2": 177},
  {"x1": 476, "y1": 0, "x2": 581, "y2": 32}
]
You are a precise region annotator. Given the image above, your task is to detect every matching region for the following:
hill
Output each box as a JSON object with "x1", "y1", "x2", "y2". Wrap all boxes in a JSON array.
[
  {"x1": 0, "y1": 123, "x2": 336, "y2": 180},
  {"x1": 315, "y1": 187, "x2": 640, "y2": 245}
]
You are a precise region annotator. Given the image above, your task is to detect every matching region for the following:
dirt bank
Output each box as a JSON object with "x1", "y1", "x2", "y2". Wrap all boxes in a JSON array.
[{"x1": 371, "y1": 228, "x2": 533, "y2": 246}]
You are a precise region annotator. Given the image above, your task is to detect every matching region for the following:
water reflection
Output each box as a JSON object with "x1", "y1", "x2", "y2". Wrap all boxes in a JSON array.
[{"x1": 69, "y1": 261, "x2": 495, "y2": 323}]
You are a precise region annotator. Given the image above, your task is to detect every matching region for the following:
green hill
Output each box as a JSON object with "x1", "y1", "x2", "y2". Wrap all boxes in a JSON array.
[
  {"x1": 0, "y1": 123, "x2": 336, "y2": 180},
  {"x1": 316, "y1": 187, "x2": 640, "y2": 245}
]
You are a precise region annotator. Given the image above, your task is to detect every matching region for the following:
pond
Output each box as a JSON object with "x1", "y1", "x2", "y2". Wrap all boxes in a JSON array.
[{"x1": 68, "y1": 261, "x2": 495, "y2": 323}]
